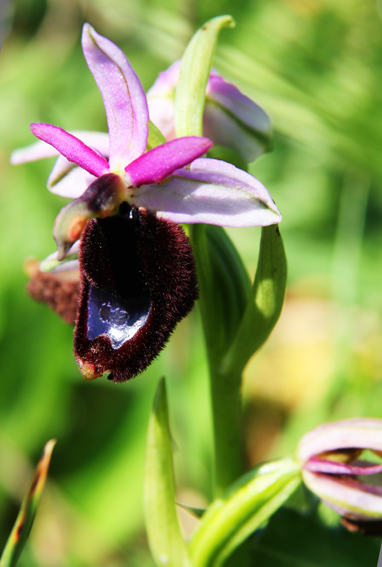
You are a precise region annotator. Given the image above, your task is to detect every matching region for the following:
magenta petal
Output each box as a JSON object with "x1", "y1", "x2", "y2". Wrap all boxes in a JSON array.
[
  {"x1": 30, "y1": 123, "x2": 110, "y2": 177},
  {"x1": 11, "y1": 130, "x2": 110, "y2": 166},
  {"x1": 82, "y1": 24, "x2": 149, "y2": 170},
  {"x1": 125, "y1": 137, "x2": 212, "y2": 186},
  {"x1": 132, "y1": 158, "x2": 281, "y2": 227},
  {"x1": 305, "y1": 458, "x2": 382, "y2": 476}
]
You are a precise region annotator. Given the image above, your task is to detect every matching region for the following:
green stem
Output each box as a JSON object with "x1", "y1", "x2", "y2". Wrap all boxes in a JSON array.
[
  {"x1": 190, "y1": 224, "x2": 244, "y2": 495},
  {"x1": 174, "y1": 16, "x2": 242, "y2": 498},
  {"x1": 208, "y1": 366, "x2": 244, "y2": 496}
]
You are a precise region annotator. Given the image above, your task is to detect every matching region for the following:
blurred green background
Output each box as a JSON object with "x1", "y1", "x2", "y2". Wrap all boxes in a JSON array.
[{"x1": 1, "y1": 0, "x2": 382, "y2": 564}]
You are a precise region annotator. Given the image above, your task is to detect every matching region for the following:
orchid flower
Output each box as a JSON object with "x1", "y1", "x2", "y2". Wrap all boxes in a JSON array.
[
  {"x1": 147, "y1": 60, "x2": 272, "y2": 164},
  {"x1": 17, "y1": 24, "x2": 281, "y2": 383},
  {"x1": 298, "y1": 418, "x2": 382, "y2": 534}
]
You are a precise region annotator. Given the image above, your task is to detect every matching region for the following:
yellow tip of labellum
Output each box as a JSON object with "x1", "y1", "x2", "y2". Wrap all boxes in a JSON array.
[{"x1": 78, "y1": 360, "x2": 104, "y2": 380}]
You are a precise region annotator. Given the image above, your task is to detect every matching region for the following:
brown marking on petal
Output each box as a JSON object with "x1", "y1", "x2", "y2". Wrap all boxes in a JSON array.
[
  {"x1": 68, "y1": 215, "x2": 88, "y2": 243},
  {"x1": 26, "y1": 260, "x2": 80, "y2": 324}
]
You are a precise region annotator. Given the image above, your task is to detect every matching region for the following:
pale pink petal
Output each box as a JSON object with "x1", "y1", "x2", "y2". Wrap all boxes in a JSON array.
[
  {"x1": 49, "y1": 165, "x2": 97, "y2": 199},
  {"x1": 30, "y1": 123, "x2": 110, "y2": 177},
  {"x1": 125, "y1": 137, "x2": 212, "y2": 186},
  {"x1": 147, "y1": 60, "x2": 181, "y2": 140},
  {"x1": 10, "y1": 139, "x2": 60, "y2": 164},
  {"x1": 73, "y1": 131, "x2": 110, "y2": 157},
  {"x1": 11, "y1": 131, "x2": 109, "y2": 165},
  {"x1": 297, "y1": 418, "x2": 382, "y2": 465},
  {"x1": 147, "y1": 63, "x2": 271, "y2": 162},
  {"x1": 302, "y1": 469, "x2": 382, "y2": 520},
  {"x1": 132, "y1": 158, "x2": 281, "y2": 227},
  {"x1": 82, "y1": 24, "x2": 149, "y2": 170},
  {"x1": 206, "y1": 73, "x2": 271, "y2": 135},
  {"x1": 40, "y1": 241, "x2": 80, "y2": 273},
  {"x1": 203, "y1": 101, "x2": 268, "y2": 163},
  {"x1": 147, "y1": 96, "x2": 176, "y2": 140},
  {"x1": 203, "y1": 73, "x2": 271, "y2": 162},
  {"x1": 48, "y1": 156, "x2": 76, "y2": 188},
  {"x1": 146, "y1": 60, "x2": 181, "y2": 97}
]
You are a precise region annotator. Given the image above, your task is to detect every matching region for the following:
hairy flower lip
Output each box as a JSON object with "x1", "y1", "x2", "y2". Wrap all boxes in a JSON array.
[{"x1": 75, "y1": 210, "x2": 199, "y2": 382}]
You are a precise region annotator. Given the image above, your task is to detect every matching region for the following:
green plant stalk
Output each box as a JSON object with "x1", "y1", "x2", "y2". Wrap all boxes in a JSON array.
[
  {"x1": 208, "y1": 365, "x2": 244, "y2": 496},
  {"x1": 176, "y1": 14, "x2": 245, "y2": 497},
  {"x1": 190, "y1": 224, "x2": 244, "y2": 495}
]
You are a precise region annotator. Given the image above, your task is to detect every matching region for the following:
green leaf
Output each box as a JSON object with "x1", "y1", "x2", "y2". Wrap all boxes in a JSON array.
[
  {"x1": 147, "y1": 120, "x2": 167, "y2": 150},
  {"x1": 0, "y1": 440, "x2": 56, "y2": 567},
  {"x1": 222, "y1": 224, "x2": 287, "y2": 375},
  {"x1": 190, "y1": 224, "x2": 251, "y2": 367},
  {"x1": 143, "y1": 378, "x2": 190, "y2": 567},
  {"x1": 250, "y1": 507, "x2": 380, "y2": 567},
  {"x1": 175, "y1": 15, "x2": 235, "y2": 137},
  {"x1": 189, "y1": 458, "x2": 301, "y2": 567}
]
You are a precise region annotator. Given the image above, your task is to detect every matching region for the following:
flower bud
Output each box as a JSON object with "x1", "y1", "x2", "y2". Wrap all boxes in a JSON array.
[
  {"x1": 147, "y1": 61, "x2": 271, "y2": 164},
  {"x1": 25, "y1": 257, "x2": 80, "y2": 325},
  {"x1": 297, "y1": 418, "x2": 382, "y2": 533}
]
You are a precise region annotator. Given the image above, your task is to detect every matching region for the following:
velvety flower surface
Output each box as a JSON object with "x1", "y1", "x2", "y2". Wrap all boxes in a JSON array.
[
  {"x1": 16, "y1": 24, "x2": 282, "y2": 383},
  {"x1": 298, "y1": 418, "x2": 382, "y2": 533}
]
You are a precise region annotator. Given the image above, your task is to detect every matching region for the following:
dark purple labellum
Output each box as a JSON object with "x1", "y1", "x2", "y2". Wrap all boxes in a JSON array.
[{"x1": 74, "y1": 207, "x2": 198, "y2": 382}]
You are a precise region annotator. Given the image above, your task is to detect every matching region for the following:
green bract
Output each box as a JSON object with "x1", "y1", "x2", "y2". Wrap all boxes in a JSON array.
[
  {"x1": 175, "y1": 15, "x2": 235, "y2": 138},
  {"x1": 144, "y1": 379, "x2": 191, "y2": 567}
]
